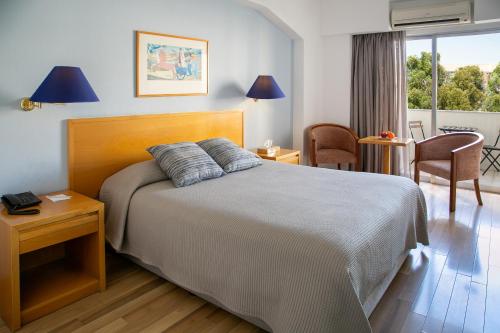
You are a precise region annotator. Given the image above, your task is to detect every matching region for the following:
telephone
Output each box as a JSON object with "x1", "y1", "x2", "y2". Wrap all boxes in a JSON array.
[{"x1": 1, "y1": 192, "x2": 41, "y2": 215}]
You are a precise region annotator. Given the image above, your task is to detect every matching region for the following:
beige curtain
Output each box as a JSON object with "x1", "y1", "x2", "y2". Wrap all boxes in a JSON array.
[{"x1": 351, "y1": 31, "x2": 407, "y2": 175}]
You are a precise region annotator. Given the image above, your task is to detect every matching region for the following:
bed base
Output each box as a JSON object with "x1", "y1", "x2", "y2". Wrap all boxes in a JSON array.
[{"x1": 123, "y1": 250, "x2": 410, "y2": 331}]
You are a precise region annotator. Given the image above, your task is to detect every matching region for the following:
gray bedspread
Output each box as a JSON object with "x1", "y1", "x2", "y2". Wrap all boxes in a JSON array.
[{"x1": 100, "y1": 160, "x2": 428, "y2": 333}]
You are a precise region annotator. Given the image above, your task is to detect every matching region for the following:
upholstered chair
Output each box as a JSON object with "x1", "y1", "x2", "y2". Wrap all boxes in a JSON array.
[
  {"x1": 414, "y1": 132, "x2": 484, "y2": 212},
  {"x1": 309, "y1": 124, "x2": 360, "y2": 171}
]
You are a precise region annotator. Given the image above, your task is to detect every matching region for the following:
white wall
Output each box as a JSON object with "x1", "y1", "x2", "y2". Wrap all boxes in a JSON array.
[
  {"x1": 322, "y1": 34, "x2": 352, "y2": 126},
  {"x1": 246, "y1": 0, "x2": 324, "y2": 159},
  {"x1": 320, "y1": 0, "x2": 390, "y2": 35},
  {"x1": 0, "y1": 0, "x2": 294, "y2": 194},
  {"x1": 0, "y1": 0, "x2": 331, "y2": 195}
]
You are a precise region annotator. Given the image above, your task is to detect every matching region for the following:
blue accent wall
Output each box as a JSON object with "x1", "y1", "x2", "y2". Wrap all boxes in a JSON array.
[{"x1": 0, "y1": 0, "x2": 292, "y2": 194}]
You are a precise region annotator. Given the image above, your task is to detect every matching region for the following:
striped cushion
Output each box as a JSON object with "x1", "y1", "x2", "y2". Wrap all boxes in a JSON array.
[
  {"x1": 197, "y1": 138, "x2": 262, "y2": 173},
  {"x1": 147, "y1": 142, "x2": 225, "y2": 187}
]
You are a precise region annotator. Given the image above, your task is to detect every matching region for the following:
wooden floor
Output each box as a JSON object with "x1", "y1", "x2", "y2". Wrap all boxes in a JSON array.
[
  {"x1": 370, "y1": 182, "x2": 500, "y2": 333},
  {"x1": 1, "y1": 182, "x2": 499, "y2": 333}
]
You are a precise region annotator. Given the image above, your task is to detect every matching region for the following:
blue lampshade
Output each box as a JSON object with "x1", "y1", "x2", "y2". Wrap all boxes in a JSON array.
[
  {"x1": 246, "y1": 75, "x2": 285, "y2": 100},
  {"x1": 30, "y1": 66, "x2": 99, "y2": 103}
]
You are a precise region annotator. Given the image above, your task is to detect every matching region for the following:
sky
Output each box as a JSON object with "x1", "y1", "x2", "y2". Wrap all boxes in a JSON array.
[{"x1": 407, "y1": 32, "x2": 500, "y2": 66}]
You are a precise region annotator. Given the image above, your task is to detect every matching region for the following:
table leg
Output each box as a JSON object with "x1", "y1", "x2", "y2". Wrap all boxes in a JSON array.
[{"x1": 383, "y1": 145, "x2": 391, "y2": 174}]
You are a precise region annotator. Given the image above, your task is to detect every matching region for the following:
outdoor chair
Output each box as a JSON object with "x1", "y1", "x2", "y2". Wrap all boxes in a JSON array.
[
  {"x1": 409, "y1": 121, "x2": 426, "y2": 177},
  {"x1": 481, "y1": 129, "x2": 500, "y2": 175}
]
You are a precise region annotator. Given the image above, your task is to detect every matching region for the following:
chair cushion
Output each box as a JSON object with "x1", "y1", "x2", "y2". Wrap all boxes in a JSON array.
[
  {"x1": 316, "y1": 148, "x2": 357, "y2": 164},
  {"x1": 147, "y1": 142, "x2": 225, "y2": 187},
  {"x1": 418, "y1": 160, "x2": 451, "y2": 180}
]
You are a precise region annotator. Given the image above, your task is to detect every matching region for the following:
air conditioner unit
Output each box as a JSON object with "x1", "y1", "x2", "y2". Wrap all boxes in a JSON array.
[{"x1": 391, "y1": 1, "x2": 472, "y2": 29}]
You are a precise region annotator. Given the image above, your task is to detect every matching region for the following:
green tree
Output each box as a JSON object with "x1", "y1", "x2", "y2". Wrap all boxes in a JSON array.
[
  {"x1": 408, "y1": 88, "x2": 431, "y2": 109},
  {"x1": 483, "y1": 94, "x2": 500, "y2": 112},
  {"x1": 438, "y1": 84, "x2": 472, "y2": 110},
  {"x1": 483, "y1": 63, "x2": 500, "y2": 112},
  {"x1": 406, "y1": 52, "x2": 446, "y2": 110},
  {"x1": 487, "y1": 63, "x2": 500, "y2": 94},
  {"x1": 451, "y1": 66, "x2": 485, "y2": 109},
  {"x1": 406, "y1": 52, "x2": 491, "y2": 111}
]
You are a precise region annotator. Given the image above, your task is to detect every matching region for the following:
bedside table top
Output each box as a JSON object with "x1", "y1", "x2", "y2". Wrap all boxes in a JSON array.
[
  {"x1": 0, "y1": 190, "x2": 102, "y2": 230},
  {"x1": 251, "y1": 148, "x2": 300, "y2": 159}
]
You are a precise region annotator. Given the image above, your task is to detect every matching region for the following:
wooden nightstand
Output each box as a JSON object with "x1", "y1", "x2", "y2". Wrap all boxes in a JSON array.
[
  {"x1": 251, "y1": 148, "x2": 301, "y2": 165},
  {"x1": 0, "y1": 190, "x2": 105, "y2": 331}
]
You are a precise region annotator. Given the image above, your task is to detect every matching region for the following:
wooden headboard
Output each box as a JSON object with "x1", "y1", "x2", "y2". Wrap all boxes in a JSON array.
[{"x1": 68, "y1": 110, "x2": 244, "y2": 198}]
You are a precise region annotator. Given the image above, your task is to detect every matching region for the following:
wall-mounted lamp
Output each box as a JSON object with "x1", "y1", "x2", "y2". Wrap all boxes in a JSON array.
[
  {"x1": 246, "y1": 75, "x2": 285, "y2": 102},
  {"x1": 21, "y1": 66, "x2": 99, "y2": 111}
]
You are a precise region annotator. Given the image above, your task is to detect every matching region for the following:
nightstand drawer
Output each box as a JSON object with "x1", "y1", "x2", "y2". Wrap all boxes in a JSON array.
[
  {"x1": 19, "y1": 213, "x2": 99, "y2": 254},
  {"x1": 279, "y1": 155, "x2": 300, "y2": 165}
]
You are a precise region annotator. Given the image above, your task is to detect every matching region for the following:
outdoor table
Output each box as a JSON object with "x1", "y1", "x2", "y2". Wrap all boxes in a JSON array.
[{"x1": 439, "y1": 126, "x2": 478, "y2": 134}]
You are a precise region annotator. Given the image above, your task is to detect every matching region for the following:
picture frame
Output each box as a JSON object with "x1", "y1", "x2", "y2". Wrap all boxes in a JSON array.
[{"x1": 135, "y1": 31, "x2": 209, "y2": 97}]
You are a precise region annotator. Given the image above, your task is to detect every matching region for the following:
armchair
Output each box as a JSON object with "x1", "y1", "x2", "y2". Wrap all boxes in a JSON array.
[
  {"x1": 309, "y1": 124, "x2": 360, "y2": 171},
  {"x1": 414, "y1": 132, "x2": 484, "y2": 212}
]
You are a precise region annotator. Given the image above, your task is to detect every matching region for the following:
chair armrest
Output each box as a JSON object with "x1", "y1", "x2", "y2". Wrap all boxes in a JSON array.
[
  {"x1": 347, "y1": 129, "x2": 360, "y2": 154},
  {"x1": 452, "y1": 139, "x2": 484, "y2": 181}
]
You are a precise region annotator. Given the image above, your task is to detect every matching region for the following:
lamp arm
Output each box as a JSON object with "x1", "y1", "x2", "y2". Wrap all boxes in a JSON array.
[{"x1": 20, "y1": 98, "x2": 42, "y2": 112}]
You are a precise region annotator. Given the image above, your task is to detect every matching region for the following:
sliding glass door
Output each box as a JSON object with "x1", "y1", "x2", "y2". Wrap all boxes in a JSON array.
[{"x1": 406, "y1": 31, "x2": 500, "y2": 183}]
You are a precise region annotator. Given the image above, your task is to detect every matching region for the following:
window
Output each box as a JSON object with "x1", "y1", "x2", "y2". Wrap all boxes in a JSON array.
[
  {"x1": 406, "y1": 32, "x2": 500, "y2": 183},
  {"x1": 407, "y1": 32, "x2": 500, "y2": 115}
]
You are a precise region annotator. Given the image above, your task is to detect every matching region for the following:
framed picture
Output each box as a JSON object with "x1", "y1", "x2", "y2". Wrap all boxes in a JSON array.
[{"x1": 135, "y1": 31, "x2": 208, "y2": 97}]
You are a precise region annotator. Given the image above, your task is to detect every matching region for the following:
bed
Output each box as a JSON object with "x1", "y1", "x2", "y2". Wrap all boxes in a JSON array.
[{"x1": 67, "y1": 110, "x2": 428, "y2": 333}]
